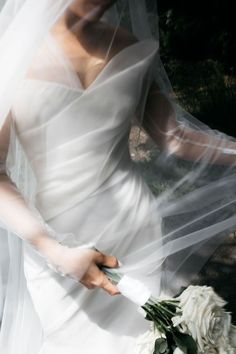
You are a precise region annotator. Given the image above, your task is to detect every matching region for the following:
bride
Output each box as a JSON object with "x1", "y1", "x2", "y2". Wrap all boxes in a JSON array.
[{"x1": 0, "y1": 0, "x2": 236, "y2": 353}]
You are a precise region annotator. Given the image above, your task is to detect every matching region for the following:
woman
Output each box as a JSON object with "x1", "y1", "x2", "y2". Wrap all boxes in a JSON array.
[{"x1": 0, "y1": 0, "x2": 236, "y2": 353}]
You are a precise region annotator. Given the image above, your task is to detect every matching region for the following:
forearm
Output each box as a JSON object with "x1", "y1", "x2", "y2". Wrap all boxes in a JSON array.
[
  {"x1": 142, "y1": 89, "x2": 236, "y2": 166},
  {"x1": 0, "y1": 173, "x2": 61, "y2": 254},
  {"x1": 0, "y1": 113, "x2": 63, "y2": 262},
  {"x1": 167, "y1": 125, "x2": 236, "y2": 166}
]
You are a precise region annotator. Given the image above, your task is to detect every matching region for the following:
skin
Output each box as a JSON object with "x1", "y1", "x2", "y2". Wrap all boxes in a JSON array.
[{"x1": 51, "y1": 0, "x2": 137, "y2": 90}]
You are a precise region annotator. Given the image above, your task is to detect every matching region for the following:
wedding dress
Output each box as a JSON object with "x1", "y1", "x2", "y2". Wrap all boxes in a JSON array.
[
  {"x1": 1, "y1": 1, "x2": 236, "y2": 353},
  {"x1": 8, "y1": 38, "x2": 161, "y2": 353}
]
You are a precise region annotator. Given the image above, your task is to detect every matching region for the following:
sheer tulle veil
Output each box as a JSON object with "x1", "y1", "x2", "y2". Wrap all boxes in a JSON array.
[{"x1": 0, "y1": 0, "x2": 236, "y2": 352}]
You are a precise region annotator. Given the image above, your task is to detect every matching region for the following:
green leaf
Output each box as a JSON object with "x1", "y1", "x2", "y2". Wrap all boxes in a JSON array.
[
  {"x1": 173, "y1": 332, "x2": 198, "y2": 354},
  {"x1": 145, "y1": 312, "x2": 153, "y2": 321},
  {"x1": 153, "y1": 338, "x2": 169, "y2": 354},
  {"x1": 166, "y1": 331, "x2": 175, "y2": 349}
]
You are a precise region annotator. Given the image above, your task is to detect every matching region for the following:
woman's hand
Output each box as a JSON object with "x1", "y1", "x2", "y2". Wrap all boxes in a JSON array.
[
  {"x1": 37, "y1": 237, "x2": 121, "y2": 296},
  {"x1": 77, "y1": 248, "x2": 121, "y2": 296}
]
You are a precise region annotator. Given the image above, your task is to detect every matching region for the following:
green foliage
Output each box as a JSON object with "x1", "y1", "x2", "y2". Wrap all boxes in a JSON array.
[
  {"x1": 164, "y1": 58, "x2": 236, "y2": 133},
  {"x1": 151, "y1": 329, "x2": 198, "y2": 354},
  {"x1": 157, "y1": 1, "x2": 236, "y2": 136},
  {"x1": 172, "y1": 332, "x2": 198, "y2": 354}
]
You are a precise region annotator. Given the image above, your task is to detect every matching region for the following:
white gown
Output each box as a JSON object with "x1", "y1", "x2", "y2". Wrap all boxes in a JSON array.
[{"x1": 10, "y1": 39, "x2": 163, "y2": 354}]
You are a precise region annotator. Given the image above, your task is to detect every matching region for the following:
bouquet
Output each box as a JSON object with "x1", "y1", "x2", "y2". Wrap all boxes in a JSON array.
[
  {"x1": 101, "y1": 266, "x2": 236, "y2": 354},
  {"x1": 44, "y1": 234, "x2": 236, "y2": 354}
]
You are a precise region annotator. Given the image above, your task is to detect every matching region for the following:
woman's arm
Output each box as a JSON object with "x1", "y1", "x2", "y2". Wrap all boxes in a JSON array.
[
  {"x1": 0, "y1": 114, "x2": 120, "y2": 295},
  {"x1": 141, "y1": 82, "x2": 236, "y2": 166},
  {"x1": 0, "y1": 113, "x2": 59, "y2": 249}
]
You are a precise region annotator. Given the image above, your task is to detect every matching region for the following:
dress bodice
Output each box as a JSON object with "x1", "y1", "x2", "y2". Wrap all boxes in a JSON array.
[{"x1": 11, "y1": 39, "x2": 159, "y2": 219}]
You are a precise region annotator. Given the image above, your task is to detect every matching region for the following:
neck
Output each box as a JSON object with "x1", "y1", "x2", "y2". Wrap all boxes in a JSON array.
[{"x1": 52, "y1": 5, "x2": 107, "y2": 38}]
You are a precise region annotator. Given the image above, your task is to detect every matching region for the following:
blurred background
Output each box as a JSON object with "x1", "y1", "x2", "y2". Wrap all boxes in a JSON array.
[{"x1": 157, "y1": 0, "x2": 236, "y2": 136}]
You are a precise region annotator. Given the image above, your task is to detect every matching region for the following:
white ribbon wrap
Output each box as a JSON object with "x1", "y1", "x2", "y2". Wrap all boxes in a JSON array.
[
  {"x1": 116, "y1": 275, "x2": 152, "y2": 307},
  {"x1": 173, "y1": 349, "x2": 184, "y2": 354}
]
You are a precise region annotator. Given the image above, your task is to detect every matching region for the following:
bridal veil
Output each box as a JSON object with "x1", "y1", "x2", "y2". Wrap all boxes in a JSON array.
[{"x1": 0, "y1": 1, "x2": 236, "y2": 352}]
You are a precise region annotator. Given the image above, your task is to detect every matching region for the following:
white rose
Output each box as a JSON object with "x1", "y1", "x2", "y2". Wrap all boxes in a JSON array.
[
  {"x1": 134, "y1": 322, "x2": 163, "y2": 354},
  {"x1": 172, "y1": 285, "x2": 234, "y2": 353},
  {"x1": 202, "y1": 344, "x2": 218, "y2": 353}
]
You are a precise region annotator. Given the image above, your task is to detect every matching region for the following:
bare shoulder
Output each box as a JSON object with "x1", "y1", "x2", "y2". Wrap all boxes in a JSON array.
[
  {"x1": 74, "y1": 19, "x2": 138, "y2": 59},
  {"x1": 91, "y1": 21, "x2": 138, "y2": 61},
  {"x1": 107, "y1": 26, "x2": 138, "y2": 59}
]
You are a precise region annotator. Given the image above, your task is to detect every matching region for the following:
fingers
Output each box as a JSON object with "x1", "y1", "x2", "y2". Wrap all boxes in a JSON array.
[
  {"x1": 79, "y1": 251, "x2": 121, "y2": 296},
  {"x1": 80, "y1": 264, "x2": 121, "y2": 296},
  {"x1": 96, "y1": 253, "x2": 120, "y2": 269},
  {"x1": 99, "y1": 273, "x2": 121, "y2": 296}
]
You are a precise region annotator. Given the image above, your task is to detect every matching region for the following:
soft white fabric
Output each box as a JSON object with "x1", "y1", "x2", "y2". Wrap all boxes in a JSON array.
[
  {"x1": 116, "y1": 275, "x2": 152, "y2": 306},
  {"x1": 1, "y1": 2, "x2": 236, "y2": 353},
  {"x1": 9, "y1": 39, "x2": 161, "y2": 353}
]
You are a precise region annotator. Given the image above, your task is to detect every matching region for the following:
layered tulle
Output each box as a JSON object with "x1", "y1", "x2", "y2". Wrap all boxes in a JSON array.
[{"x1": 0, "y1": 1, "x2": 236, "y2": 353}]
